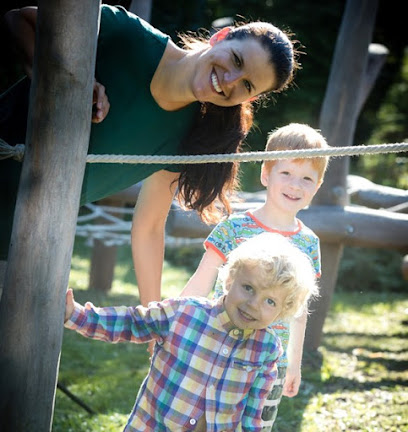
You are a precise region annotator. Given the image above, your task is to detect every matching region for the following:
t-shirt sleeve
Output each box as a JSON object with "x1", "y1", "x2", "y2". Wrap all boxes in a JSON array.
[
  {"x1": 312, "y1": 237, "x2": 322, "y2": 278},
  {"x1": 99, "y1": 4, "x2": 169, "y2": 46},
  {"x1": 204, "y1": 218, "x2": 238, "y2": 262}
]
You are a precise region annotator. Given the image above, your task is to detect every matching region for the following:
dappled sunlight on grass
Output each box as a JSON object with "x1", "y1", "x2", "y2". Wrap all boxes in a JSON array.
[
  {"x1": 284, "y1": 292, "x2": 408, "y2": 432},
  {"x1": 60, "y1": 244, "x2": 408, "y2": 432}
]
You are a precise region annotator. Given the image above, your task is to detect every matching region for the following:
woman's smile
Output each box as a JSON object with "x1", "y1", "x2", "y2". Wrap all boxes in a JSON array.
[{"x1": 211, "y1": 70, "x2": 223, "y2": 94}]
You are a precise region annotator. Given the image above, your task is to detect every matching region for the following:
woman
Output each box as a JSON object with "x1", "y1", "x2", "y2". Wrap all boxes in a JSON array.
[{"x1": 1, "y1": 4, "x2": 299, "y2": 307}]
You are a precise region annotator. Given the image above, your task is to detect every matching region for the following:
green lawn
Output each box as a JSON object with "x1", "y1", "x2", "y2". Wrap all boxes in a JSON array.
[{"x1": 53, "y1": 242, "x2": 408, "y2": 431}]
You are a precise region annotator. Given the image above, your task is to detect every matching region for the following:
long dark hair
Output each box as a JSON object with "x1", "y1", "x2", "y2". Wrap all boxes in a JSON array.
[
  {"x1": 177, "y1": 101, "x2": 253, "y2": 224},
  {"x1": 176, "y1": 20, "x2": 298, "y2": 224}
]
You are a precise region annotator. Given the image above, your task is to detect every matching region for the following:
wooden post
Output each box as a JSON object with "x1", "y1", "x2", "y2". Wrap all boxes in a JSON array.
[
  {"x1": 88, "y1": 183, "x2": 142, "y2": 292},
  {"x1": 88, "y1": 198, "x2": 123, "y2": 293},
  {"x1": 305, "y1": 0, "x2": 379, "y2": 350},
  {"x1": 0, "y1": 0, "x2": 100, "y2": 430}
]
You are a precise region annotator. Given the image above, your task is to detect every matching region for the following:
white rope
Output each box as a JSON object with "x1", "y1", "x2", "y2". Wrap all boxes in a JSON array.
[
  {"x1": 1, "y1": 139, "x2": 408, "y2": 164},
  {"x1": 85, "y1": 143, "x2": 408, "y2": 164}
]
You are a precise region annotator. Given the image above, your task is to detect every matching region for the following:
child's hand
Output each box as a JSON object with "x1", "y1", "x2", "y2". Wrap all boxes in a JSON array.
[
  {"x1": 147, "y1": 340, "x2": 156, "y2": 359},
  {"x1": 282, "y1": 367, "x2": 301, "y2": 397},
  {"x1": 65, "y1": 288, "x2": 75, "y2": 323}
]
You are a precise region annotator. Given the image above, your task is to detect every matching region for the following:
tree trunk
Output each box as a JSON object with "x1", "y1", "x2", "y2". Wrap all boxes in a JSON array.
[
  {"x1": 305, "y1": 0, "x2": 379, "y2": 351},
  {"x1": 0, "y1": 0, "x2": 100, "y2": 430}
]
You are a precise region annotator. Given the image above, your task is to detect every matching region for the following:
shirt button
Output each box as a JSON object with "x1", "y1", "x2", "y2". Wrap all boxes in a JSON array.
[
  {"x1": 233, "y1": 329, "x2": 240, "y2": 336},
  {"x1": 189, "y1": 419, "x2": 196, "y2": 425},
  {"x1": 222, "y1": 348, "x2": 229, "y2": 355},
  {"x1": 246, "y1": 366, "x2": 253, "y2": 372}
]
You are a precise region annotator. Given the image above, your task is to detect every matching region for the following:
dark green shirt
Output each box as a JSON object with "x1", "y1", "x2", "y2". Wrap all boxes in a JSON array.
[
  {"x1": 81, "y1": 5, "x2": 199, "y2": 204},
  {"x1": 0, "y1": 5, "x2": 199, "y2": 259}
]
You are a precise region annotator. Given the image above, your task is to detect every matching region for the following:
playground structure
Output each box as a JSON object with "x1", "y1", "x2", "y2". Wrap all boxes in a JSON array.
[{"x1": 0, "y1": 0, "x2": 407, "y2": 430}]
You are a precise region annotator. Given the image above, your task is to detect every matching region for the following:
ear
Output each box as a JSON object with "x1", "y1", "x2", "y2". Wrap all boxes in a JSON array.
[
  {"x1": 224, "y1": 274, "x2": 233, "y2": 292},
  {"x1": 260, "y1": 164, "x2": 269, "y2": 187},
  {"x1": 210, "y1": 26, "x2": 232, "y2": 46}
]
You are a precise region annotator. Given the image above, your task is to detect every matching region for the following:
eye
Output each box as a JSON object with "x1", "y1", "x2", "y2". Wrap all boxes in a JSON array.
[
  {"x1": 233, "y1": 52, "x2": 242, "y2": 67},
  {"x1": 243, "y1": 80, "x2": 251, "y2": 93},
  {"x1": 281, "y1": 171, "x2": 290, "y2": 176},
  {"x1": 243, "y1": 284, "x2": 253, "y2": 293},
  {"x1": 266, "y1": 298, "x2": 276, "y2": 307},
  {"x1": 303, "y1": 176, "x2": 313, "y2": 182}
]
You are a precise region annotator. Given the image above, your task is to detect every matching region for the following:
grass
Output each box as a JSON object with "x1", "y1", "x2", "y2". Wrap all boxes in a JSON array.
[{"x1": 53, "y1": 240, "x2": 408, "y2": 431}]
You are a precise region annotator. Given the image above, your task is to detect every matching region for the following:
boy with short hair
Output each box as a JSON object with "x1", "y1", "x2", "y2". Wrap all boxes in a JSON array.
[
  {"x1": 181, "y1": 123, "x2": 330, "y2": 430},
  {"x1": 64, "y1": 233, "x2": 318, "y2": 431}
]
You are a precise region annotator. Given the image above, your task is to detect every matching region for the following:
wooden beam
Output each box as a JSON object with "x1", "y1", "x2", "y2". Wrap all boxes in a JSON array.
[
  {"x1": 307, "y1": 0, "x2": 380, "y2": 350},
  {"x1": 166, "y1": 203, "x2": 408, "y2": 250},
  {"x1": 348, "y1": 175, "x2": 408, "y2": 211},
  {"x1": 0, "y1": 0, "x2": 100, "y2": 429}
]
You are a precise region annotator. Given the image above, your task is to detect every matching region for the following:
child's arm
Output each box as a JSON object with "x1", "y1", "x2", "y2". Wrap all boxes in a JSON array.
[
  {"x1": 283, "y1": 310, "x2": 307, "y2": 397},
  {"x1": 242, "y1": 354, "x2": 280, "y2": 431},
  {"x1": 64, "y1": 290, "x2": 174, "y2": 344},
  {"x1": 180, "y1": 248, "x2": 224, "y2": 297}
]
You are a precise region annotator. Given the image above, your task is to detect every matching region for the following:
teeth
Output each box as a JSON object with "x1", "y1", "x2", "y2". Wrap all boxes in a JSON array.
[
  {"x1": 240, "y1": 309, "x2": 255, "y2": 321},
  {"x1": 211, "y1": 72, "x2": 222, "y2": 93}
]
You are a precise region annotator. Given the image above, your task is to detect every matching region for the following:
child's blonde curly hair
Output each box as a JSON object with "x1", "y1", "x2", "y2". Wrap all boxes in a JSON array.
[{"x1": 220, "y1": 232, "x2": 319, "y2": 320}]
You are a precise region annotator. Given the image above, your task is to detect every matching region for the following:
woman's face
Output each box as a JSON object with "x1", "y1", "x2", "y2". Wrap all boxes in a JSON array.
[{"x1": 192, "y1": 36, "x2": 277, "y2": 107}]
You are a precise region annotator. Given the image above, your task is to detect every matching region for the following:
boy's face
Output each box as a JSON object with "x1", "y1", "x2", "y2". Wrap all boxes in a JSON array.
[
  {"x1": 261, "y1": 159, "x2": 321, "y2": 216},
  {"x1": 224, "y1": 264, "x2": 286, "y2": 330}
]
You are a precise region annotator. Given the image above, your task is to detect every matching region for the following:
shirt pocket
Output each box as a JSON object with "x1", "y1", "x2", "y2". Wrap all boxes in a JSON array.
[{"x1": 221, "y1": 359, "x2": 264, "y2": 398}]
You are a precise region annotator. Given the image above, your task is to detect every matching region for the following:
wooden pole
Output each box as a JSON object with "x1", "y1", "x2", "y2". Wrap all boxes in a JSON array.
[
  {"x1": 305, "y1": 0, "x2": 379, "y2": 350},
  {"x1": 0, "y1": 0, "x2": 100, "y2": 430}
]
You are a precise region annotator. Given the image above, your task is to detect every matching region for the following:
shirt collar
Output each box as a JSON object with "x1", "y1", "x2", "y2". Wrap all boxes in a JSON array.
[{"x1": 213, "y1": 295, "x2": 255, "y2": 339}]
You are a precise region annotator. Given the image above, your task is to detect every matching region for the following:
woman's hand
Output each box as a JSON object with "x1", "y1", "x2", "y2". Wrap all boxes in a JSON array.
[
  {"x1": 92, "y1": 80, "x2": 110, "y2": 123},
  {"x1": 65, "y1": 288, "x2": 75, "y2": 322}
]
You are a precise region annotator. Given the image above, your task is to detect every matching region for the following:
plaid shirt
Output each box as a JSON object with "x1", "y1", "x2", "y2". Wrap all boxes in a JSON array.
[
  {"x1": 65, "y1": 296, "x2": 282, "y2": 431},
  {"x1": 205, "y1": 211, "x2": 321, "y2": 368}
]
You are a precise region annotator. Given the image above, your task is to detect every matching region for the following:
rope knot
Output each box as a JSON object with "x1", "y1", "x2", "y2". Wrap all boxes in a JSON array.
[{"x1": 0, "y1": 139, "x2": 25, "y2": 162}]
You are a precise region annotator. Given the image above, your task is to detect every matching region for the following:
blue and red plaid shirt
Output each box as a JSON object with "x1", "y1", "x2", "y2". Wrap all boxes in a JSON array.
[{"x1": 65, "y1": 295, "x2": 282, "y2": 431}]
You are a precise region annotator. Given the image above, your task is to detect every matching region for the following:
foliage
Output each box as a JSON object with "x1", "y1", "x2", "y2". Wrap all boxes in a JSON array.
[
  {"x1": 353, "y1": 47, "x2": 408, "y2": 189},
  {"x1": 337, "y1": 247, "x2": 407, "y2": 293}
]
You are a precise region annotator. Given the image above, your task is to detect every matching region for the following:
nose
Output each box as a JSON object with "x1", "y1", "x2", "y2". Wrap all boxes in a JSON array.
[
  {"x1": 289, "y1": 177, "x2": 302, "y2": 190},
  {"x1": 224, "y1": 70, "x2": 244, "y2": 86},
  {"x1": 246, "y1": 295, "x2": 259, "y2": 311}
]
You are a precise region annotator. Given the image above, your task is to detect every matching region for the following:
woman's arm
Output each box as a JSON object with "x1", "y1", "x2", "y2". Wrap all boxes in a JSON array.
[
  {"x1": 131, "y1": 170, "x2": 179, "y2": 306},
  {"x1": 180, "y1": 248, "x2": 223, "y2": 297}
]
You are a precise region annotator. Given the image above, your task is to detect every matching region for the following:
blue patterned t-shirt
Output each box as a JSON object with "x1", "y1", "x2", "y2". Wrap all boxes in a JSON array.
[{"x1": 205, "y1": 211, "x2": 321, "y2": 367}]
